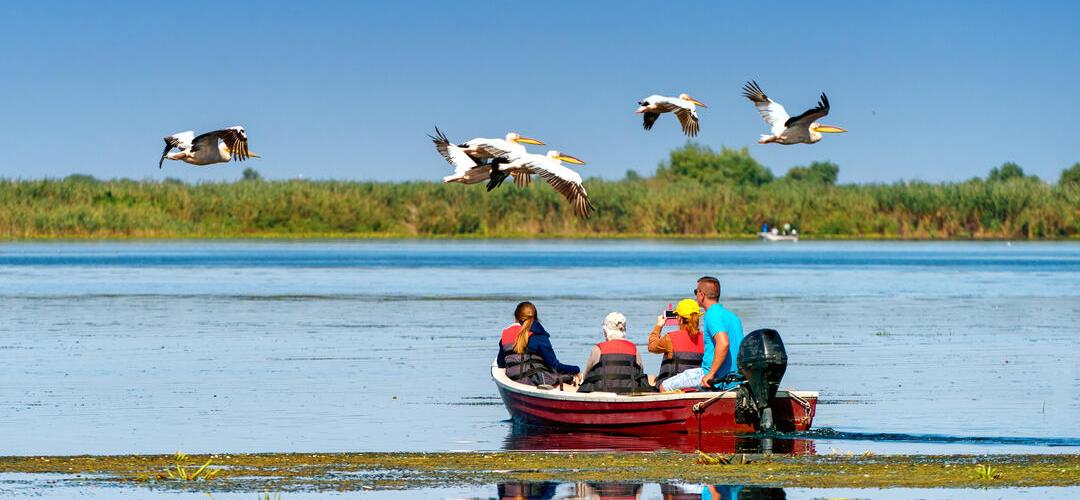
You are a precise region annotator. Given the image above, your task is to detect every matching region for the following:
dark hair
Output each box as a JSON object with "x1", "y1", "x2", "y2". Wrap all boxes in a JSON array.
[
  {"x1": 512, "y1": 302, "x2": 537, "y2": 354},
  {"x1": 697, "y1": 276, "x2": 721, "y2": 300}
]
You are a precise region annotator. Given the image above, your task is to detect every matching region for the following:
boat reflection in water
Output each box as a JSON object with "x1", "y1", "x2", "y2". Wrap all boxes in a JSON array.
[
  {"x1": 493, "y1": 482, "x2": 785, "y2": 499},
  {"x1": 504, "y1": 423, "x2": 815, "y2": 455}
]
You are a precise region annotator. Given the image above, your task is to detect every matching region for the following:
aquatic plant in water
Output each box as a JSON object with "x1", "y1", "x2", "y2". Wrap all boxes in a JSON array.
[
  {"x1": 694, "y1": 450, "x2": 754, "y2": 465},
  {"x1": 164, "y1": 452, "x2": 221, "y2": 481},
  {"x1": 975, "y1": 463, "x2": 1001, "y2": 480}
]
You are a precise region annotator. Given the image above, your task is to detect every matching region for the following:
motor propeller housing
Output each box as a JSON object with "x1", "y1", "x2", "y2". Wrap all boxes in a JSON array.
[{"x1": 736, "y1": 329, "x2": 788, "y2": 431}]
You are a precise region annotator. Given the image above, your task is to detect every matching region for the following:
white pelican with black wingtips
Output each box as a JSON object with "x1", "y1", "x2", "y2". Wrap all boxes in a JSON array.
[
  {"x1": 460, "y1": 132, "x2": 545, "y2": 188},
  {"x1": 430, "y1": 127, "x2": 492, "y2": 184},
  {"x1": 158, "y1": 126, "x2": 257, "y2": 168},
  {"x1": 742, "y1": 81, "x2": 846, "y2": 145},
  {"x1": 491, "y1": 150, "x2": 594, "y2": 219},
  {"x1": 635, "y1": 93, "x2": 707, "y2": 137}
]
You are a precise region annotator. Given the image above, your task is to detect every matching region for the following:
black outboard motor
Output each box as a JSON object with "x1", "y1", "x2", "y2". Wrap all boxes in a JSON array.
[{"x1": 736, "y1": 329, "x2": 788, "y2": 431}]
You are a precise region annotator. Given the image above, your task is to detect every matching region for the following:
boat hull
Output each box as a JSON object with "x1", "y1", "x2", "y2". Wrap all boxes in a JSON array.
[{"x1": 493, "y1": 365, "x2": 816, "y2": 436}]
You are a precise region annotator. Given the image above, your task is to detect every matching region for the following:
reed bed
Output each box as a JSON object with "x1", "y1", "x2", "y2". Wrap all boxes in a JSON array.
[{"x1": 2, "y1": 154, "x2": 1078, "y2": 240}]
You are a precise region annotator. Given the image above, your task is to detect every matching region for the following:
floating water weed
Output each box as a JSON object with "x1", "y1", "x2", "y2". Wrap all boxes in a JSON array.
[
  {"x1": 162, "y1": 452, "x2": 221, "y2": 481},
  {"x1": 975, "y1": 463, "x2": 1001, "y2": 480},
  {"x1": 694, "y1": 450, "x2": 754, "y2": 465}
]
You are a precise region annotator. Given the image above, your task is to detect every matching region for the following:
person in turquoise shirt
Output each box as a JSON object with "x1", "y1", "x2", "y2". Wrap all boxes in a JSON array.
[
  {"x1": 697, "y1": 276, "x2": 744, "y2": 389},
  {"x1": 657, "y1": 276, "x2": 744, "y2": 391}
]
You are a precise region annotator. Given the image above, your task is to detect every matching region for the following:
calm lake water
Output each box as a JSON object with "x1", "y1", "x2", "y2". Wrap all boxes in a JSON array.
[{"x1": 1, "y1": 240, "x2": 1078, "y2": 455}]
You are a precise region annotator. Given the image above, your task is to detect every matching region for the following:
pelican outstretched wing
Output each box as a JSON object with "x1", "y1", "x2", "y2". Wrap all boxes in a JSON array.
[
  {"x1": 159, "y1": 131, "x2": 194, "y2": 168},
  {"x1": 430, "y1": 127, "x2": 478, "y2": 175},
  {"x1": 511, "y1": 172, "x2": 532, "y2": 188},
  {"x1": 784, "y1": 93, "x2": 830, "y2": 130},
  {"x1": 742, "y1": 81, "x2": 789, "y2": 136},
  {"x1": 674, "y1": 108, "x2": 700, "y2": 137},
  {"x1": 521, "y1": 157, "x2": 594, "y2": 219},
  {"x1": 193, "y1": 126, "x2": 251, "y2": 162},
  {"x1": 641, "y1": 112, "x2": 660, "y2": 130}
]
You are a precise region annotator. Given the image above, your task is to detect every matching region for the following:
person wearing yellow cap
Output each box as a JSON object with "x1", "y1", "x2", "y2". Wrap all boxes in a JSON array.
[{"x1": 648, "y1": 298, "x2": 706, "y2": 391}]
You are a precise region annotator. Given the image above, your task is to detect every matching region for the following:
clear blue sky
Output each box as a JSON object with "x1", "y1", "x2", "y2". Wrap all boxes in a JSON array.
[{"x1": 1, "y1": 1, "x2": 1077, "y2": 184}]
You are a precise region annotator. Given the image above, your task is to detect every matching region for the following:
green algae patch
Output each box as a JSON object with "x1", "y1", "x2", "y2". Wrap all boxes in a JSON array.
[{"x1": 1, "y1": 452, "x2": 1078, "y2": 491}]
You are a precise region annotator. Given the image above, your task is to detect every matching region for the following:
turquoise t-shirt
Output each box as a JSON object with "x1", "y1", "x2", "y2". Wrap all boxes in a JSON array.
[{"x1": 702, "y1": 303, "x2": 744, "y2": 380}]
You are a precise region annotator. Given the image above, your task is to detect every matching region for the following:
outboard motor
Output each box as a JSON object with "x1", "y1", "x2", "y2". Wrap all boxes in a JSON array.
[{"x1": 736, "y1": 329, "x2": 788, "y2": 431}]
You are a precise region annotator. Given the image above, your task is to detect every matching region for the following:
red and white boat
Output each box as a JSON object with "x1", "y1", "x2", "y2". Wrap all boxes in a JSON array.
[{"x1": 492, "y1": 363, "x2": 817, "y2": 436}]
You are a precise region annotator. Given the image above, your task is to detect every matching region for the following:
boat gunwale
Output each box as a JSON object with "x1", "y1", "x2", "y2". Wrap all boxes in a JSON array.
[{"x1": 491, "y1": 363, "x2": 817, "y2": 404}]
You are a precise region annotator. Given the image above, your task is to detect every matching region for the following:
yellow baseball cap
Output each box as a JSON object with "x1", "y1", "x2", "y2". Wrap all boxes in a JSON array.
[{"x1": 674, "y1": 298, "x2": 701, "y2": 318}]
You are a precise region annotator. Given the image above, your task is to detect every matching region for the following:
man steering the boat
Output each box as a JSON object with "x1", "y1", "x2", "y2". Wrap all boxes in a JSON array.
[{"x1": 659, "y1": 276, "x2": 745, "y2": 392}]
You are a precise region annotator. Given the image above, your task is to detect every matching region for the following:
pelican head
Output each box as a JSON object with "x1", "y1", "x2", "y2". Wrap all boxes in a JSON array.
[
  {"x1": 546, "y1": 150, "x2": 585, "y2": 165},
  {"x1": 506, "y1": 132, "x2": 545, "y2": 145},
  {"x1": 811, "y1": 123, "x2": 847, "y2": 134},
  {"x1": 678, "y1": 93, "x2": 707, "y2": 108}
]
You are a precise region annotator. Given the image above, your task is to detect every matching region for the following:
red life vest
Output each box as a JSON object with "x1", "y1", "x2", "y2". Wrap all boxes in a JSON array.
[
  {"x1": 499, "y1": 324, "x2": 560, "y2": 386},
  {"x1": 655, "y1": 329, "x2": 705, "y2": 386},
  {"x1": 578, "y1": 339, "x2": 652, "y2": 394}
]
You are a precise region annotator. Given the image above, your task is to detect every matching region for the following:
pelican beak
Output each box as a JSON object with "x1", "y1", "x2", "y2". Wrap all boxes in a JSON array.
[
  {"x1": 812, "y1": 125, "x2": 847, "y2": 133},
  {"x1": 556, "y1": 154, "x2": 585, "y2": 165},
  {"x1": 514, "y1": 136, "x2": 545, "y2": 145},
  {"x1": 688, "y1": 98, "x2": 707, "y2": 108},
  {"x1": 248, "y1": 152, "x2": 261, "y2": 158}
]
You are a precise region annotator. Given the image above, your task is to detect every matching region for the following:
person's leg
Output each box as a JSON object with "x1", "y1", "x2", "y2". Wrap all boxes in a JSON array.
[{"x1": 659, "y1": 367, "x2": 704, "y2": 391}]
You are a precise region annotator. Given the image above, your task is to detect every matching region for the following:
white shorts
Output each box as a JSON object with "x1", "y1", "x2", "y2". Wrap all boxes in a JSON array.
[{"x1": 659, "y1": 367, "x2": 705, "y2": 391}]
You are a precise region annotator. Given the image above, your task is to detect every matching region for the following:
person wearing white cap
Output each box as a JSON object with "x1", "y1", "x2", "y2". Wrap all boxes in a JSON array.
[{"x1": 577, "y1": 312, "x2": 655, "y2": 394}]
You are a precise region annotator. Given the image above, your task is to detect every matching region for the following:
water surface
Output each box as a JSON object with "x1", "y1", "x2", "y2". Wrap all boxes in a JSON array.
[{"x1": 1, "y1": 241, "x2": 1077, "y2": 455}]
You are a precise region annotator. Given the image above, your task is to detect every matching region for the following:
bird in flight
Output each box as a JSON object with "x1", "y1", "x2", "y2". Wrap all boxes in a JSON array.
[
  {"x1": 636, "y1": 93, "x2": 707, "y2": 137},
  {"x1": 742, "y1": 81, "x2": 846, "y2": 145},
  {"x1": 159, "y1": 126, "x2": 258, "y2": 168}
]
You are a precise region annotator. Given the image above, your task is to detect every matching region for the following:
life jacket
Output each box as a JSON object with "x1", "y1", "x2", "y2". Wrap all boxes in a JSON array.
[
  {"x1": 500, "y1": 324, "x2": 561, "y2": 386},
  {"x1": 654, "y1": 329, "x2": 705, "y2": 387},
  {"x1": 578, "y1": 339, "x2": 653, "y2": 394}
]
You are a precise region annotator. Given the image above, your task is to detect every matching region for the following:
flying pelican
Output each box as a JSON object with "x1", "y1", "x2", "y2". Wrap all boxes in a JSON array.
[
  {"x1": 635, "y1": 94, "x2": 707, "y2": 137},
  {"x1": 430, "y1": 127, "x2": 495, "y2": 184},
  {"x1": 460, "y1": 132, "x2": 545, "y2": 188},
  {"x1": 158, "y1": 126, "x2": 257, "y2": 168},
  {"x1": 490, "y1": 150, "x2": 594, "y2": 218},
  {"x1": 741, "y1": 81, "x2": 846, "y2": 145}
]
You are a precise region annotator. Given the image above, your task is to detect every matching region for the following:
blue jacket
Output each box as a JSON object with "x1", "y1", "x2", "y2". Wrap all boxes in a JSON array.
[{"x1": 496, "y1": 320, "x2": 580, "y2": 374}]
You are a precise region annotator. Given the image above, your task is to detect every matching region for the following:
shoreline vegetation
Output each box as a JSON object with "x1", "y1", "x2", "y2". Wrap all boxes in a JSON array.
[
  {"x1": 3, "y1": 145, "x2": 1079, "y2": 241},
  {"x1": 0, "y1": 452, "x2": 1078, "y2": 490}
]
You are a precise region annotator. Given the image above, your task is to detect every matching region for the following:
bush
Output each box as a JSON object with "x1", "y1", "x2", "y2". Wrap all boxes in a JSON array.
[
  {"x1": 784, "y1": 161, "x2": 839, "y2": 185},
  {"x1": 656, "y1": 143, "x2": 774, "y2": 187}
]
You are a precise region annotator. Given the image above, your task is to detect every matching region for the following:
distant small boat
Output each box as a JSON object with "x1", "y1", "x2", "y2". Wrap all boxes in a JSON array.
[
  {"x1": 759, "y1": 231, "x2": 799, "y2": 242},
  {"x1": 492, "y1": 364, "x2": 816, "y2": 435}
]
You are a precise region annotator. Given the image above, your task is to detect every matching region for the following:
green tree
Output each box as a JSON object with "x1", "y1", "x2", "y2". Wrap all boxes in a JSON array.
[
  {"x1": 1060, "y1": 163, "x2": 1080, "y2": 186},
  {"x1": 987, "y1": 162, "x2": 1025, "y2": 182},
  {"x1": 656, "y1": 143, "x2": 773, "y2": 186},
  {"x1": 784, "y1": 161, "x2": 839, "y2": 185},
  {"x1": 242, "y1": 167, "x2": 263, "y2": 182}
]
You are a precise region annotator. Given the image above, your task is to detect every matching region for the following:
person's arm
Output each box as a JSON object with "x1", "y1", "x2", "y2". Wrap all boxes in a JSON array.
[
  {"x1": 496, "y1": 340, "x2": 507, "y2": 368},
  {"x1": 647, "y1": 315, "x2": 673, "y2": 355},
  {"x1": 701, "y1": 331, "x2": 730, "y2": 387},
  {"x1": 533, "y1": 335, "x2": 580, "y2": 374},
  {"x1": 581, "y1": 346, "x2": 601, "y2": 377}
]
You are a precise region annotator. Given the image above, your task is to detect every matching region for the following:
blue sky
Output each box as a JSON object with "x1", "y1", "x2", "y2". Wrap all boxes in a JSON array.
[{"x1": 1, "y1": 1, "x2": 1077, "y2": 183}]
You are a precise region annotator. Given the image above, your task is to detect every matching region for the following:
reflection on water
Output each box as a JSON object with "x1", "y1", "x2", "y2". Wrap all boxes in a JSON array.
[
  {"x1": 1, "y1": 476, "x2": 1079, "y2": 499},
  {"x1": 1, "y1": 241, "x2": 1078, "y2": 455},
  {"x1": 504, "y1": 424, "x2": 815, "y2": 454}
]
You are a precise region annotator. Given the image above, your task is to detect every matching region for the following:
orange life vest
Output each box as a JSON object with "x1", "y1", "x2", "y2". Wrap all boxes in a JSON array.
[
  {"x1": 655, "y1": 329, "x2": 705, "y2": 386},
  {"x1": 499, "y1": 324, "x2": 560, "y2": 386},
  {"x1": 578, "y1": 339, "x2": 652, "y2": 394}
]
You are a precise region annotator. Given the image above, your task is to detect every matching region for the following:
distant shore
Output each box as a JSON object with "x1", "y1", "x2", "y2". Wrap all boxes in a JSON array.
[
  {"x1": 1, "y1": 452, "x2": 1078, "y2": 490},
  {"x1": 3, "y1": 164, "x2": 1078, "y2": 241}
]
